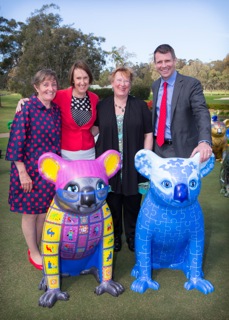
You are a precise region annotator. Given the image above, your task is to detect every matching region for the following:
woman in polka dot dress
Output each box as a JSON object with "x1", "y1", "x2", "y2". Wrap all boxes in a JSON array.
[{"x1": 6, "y1": 69, "x2": 61, "y2": 270}]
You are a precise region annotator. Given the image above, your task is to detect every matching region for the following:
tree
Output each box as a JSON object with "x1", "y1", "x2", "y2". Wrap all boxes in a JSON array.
[
  {"x1": 0, "y1": 16, "x2": 24, "y2": 88},
  {"x1": 6, "y1": 4, "x2": 107, "y2": 95},
  {"x1": 106, "y1": 46, "x2": 136, "y2": 68}
]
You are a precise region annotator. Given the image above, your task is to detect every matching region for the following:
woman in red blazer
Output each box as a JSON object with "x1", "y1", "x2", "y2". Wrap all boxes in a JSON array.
[{"x1": 53, "y1": 61, "x2": 99, "y2": 160}]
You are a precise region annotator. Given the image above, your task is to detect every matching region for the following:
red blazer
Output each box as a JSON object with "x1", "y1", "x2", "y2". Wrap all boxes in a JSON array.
[{"x1": 54, "y1": 87, "x2": 99, "y2": 151}]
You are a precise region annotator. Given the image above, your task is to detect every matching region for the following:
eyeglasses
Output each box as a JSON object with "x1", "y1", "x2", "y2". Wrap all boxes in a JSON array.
[{"x1": 116, "y1": 79, "x2": 130, "y2": 85}]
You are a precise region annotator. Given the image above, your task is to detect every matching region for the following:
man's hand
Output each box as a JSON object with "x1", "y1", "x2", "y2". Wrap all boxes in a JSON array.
[{"x1": 190, "y1": 142, "x2": 212, "y2": 163}]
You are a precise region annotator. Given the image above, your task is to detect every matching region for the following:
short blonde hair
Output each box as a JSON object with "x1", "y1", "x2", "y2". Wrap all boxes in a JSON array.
[{"x1": 110, "y1": 66, "x2": 133, "y2": 83}]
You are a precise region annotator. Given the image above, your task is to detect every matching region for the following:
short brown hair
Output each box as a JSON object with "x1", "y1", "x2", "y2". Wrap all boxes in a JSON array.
[
  {"x1": 110, "y1": 66, "x2": 134, "y2": 83},
  {"x1": 154, "y1": 44, "x2": 176, "y2": 62},
  {"x1": 32, "y1": 69, "x2": 58, "y2": 87},
  {"x1": 69, "y1": 60, "x2": 93, "y2": 86}
]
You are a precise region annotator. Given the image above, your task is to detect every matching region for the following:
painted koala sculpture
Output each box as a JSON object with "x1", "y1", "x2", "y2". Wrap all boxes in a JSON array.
[
  {"x1": 211, "y1": 118, "x2": 229, "y2": 162},
  {"x1": 131, "y1": 150, "x2": 215, "y2": 295},
  {"x1": 38, "y1": 150, "x2": 124, "y2": 308}
]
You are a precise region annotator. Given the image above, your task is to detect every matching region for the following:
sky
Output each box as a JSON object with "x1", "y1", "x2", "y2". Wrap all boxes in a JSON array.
[{"x1": 0, "y1": 0, "x2": 229, "y2": 64}]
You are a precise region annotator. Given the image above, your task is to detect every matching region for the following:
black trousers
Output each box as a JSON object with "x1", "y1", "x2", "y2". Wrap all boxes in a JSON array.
[{"x1": 106, "y1": 192, "x2": 142, "y2": 240}]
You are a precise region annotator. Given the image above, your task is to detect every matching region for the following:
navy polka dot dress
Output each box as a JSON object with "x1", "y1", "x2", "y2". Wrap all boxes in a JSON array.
[{"x1": 5, "y1": 95, "x2": 61, "y2": 214}]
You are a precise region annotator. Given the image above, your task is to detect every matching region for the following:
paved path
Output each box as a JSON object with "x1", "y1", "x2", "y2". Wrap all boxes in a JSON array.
[{"x1": 0, "y1": 133, "x2": 9, "y2": 138}]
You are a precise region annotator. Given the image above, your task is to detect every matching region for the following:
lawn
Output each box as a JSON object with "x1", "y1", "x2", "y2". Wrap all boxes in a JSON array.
[
  {"x1": 0, "y1": 157, "x2": 228, "y2": 320},
  {"x1": 0, "y1": 91, "x2": 228, "y2": 319},
  {"x1": 0, "y1": 93, "x2": 21, "y2": 132}
]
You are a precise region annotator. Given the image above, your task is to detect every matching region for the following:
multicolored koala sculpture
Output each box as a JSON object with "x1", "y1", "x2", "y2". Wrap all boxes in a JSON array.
[
  {"x1": 131, "y1": 150, "x2": 215, "y2": 295},
  {"x1": 38, "y1": 150, "x2": 124, "y2": 308}
]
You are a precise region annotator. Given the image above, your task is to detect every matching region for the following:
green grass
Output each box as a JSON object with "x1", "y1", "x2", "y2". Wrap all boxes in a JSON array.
[
  {"x1": 0, "y1": 158, "x2": 228, "y2": 320},
  {"x1": 0, "y1": 93, "x2": 21, "y2": 133},
  {"x1": 204, "y1": 94, "x2": 229, "y2": 107}
]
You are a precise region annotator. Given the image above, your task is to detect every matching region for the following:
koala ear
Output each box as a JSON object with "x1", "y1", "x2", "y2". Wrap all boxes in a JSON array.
[
  {"x1": 38, "y1": 152, "x2": 62, "y2": 184},
  {"x1": 224, "y1": 119, "x2": 229, "y2": 128},
  {"x1": 199, "y1": 154, "x2": 215, "y2": 178},
  {"x1": 97, "y1": 150, "x2": 121, "y2": 179},
  {"x1": 135, "y1": 149, "x2": 156, "y2": 179}
]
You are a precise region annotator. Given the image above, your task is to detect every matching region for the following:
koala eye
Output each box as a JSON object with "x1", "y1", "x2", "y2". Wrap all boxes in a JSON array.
[
  {"x1": 161, "y1": 180, "x2": 172, "y2": 188},
  {"x1": 189, "y1": 179, "x2": 197, "y2": 189},
  {"x1": 96, "y1": 180, "x2": 106, "y2": 190},
  {"x1": 66, "y1": 184, "x2": 79, "y2": 193}
]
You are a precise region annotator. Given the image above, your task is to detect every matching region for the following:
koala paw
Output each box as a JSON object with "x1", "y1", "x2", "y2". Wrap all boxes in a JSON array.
[
  {"x1": 94, "y1": 280, "x2": 125, "y2": 297},
  {"x1": 38, "y1": 289, "x2": 70, "y2": 308},
  {"x1": 130, "y1": 264, "x2": 139, "y2": 278},
  {"x1": 184, "y1": 278, "x2": 214, "y2": 294},
  {"x1": 131, "y1": 278, "x2": 160, "y2": 293}
]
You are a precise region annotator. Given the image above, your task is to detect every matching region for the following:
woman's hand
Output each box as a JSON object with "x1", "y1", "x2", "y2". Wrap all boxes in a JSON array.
[
  {"x1": 19, "y1": 171, "x2": 33, "y2": 192},
  {"x1": 16, "y1": 98, "x2": 29, "y2": 113},
  {"x1": 14, "y1": 161, "x2": 33, "y2": 192}
]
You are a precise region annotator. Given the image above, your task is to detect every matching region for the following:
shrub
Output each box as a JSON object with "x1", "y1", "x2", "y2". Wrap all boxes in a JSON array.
[
  {"x1": 130, "y1": 85, "x2": 151, "y2": 100},
  {"x1": 89, "y1": 88, "x2": 113, "y2": 100},
  {"x1": 90, "y1": 85, "x2": 151, "y2": 101}
]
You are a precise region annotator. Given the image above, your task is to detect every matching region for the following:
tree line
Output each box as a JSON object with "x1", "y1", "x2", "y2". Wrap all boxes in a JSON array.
[{"x1": 0, "y1": 4, "x2": 228, "y2": 97}]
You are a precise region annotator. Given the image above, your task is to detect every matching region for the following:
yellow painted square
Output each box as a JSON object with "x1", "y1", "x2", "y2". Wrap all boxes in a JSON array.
[
  {"x1": 103, "y1": 248, "x2": 113, "y2": 267},
  {"x1": 43, "y1": 255, "x2": 59, "y2": 274},
  {"x1": 102, "y1": 203, "x2": 111, "y2": 218},
  {"x1": 42, "y1": 242, "x2": 59, "y2": 255},
  {"x1": 46, "y1": 208, "x2": 64, "y2": 224},
  {"x1": 47, "y1": 275, "x2": 60, "y2": 290},
  {"x1": 103, "y1": 234, "x2": 114, "y2": 248},
  {"x1": 103, "y1": 216, "x2": 113, "y2": 236},
  {"x1": 43, "y1": 223, "x2": 61, "y2": 241}
]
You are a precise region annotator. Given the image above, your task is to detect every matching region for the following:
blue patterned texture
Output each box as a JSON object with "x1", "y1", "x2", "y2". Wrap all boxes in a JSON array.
[{"x1": 131, "y1": 150, "x2": 215, "y2": 295}]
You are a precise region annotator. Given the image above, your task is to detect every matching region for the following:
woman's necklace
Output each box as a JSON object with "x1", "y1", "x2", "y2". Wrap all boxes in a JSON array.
[{"x1": 115, "y1": 104, "x2": 126, "y2": 113}]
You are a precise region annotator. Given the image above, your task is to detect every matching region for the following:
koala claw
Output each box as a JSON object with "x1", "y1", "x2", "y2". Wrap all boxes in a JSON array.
[
  {"x1": 38, "y1": 276, "x2": 47, "y2": 291},
  {"x1": 184, "y1": 278, "x2": 214, "y2": 294},
  {"x1": 94, "y1": 280, "x2": 125, "y2": 297},
  {"x1": 131, "y1": 278, "x2": 160, "y2": 294},
  {"x1": 130, "y1": 265, "x2": 139, "y2": 278},
  {"x1": 80, "y1": 267, "x2": 100, "y2": 283},
  {"x1": 38, "y1": 289, "x2": 70, "y2": 308}
]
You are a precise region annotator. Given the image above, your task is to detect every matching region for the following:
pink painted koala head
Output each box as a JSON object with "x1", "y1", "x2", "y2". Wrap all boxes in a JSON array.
[{"x1": 38, "y1": 150, "x2": 121, "y2": 215}]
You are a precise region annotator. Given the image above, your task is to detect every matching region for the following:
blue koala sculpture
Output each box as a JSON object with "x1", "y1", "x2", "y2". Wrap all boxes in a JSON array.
[{"x1": 131, "y1": 150, "x2": 215, "y2": 295}]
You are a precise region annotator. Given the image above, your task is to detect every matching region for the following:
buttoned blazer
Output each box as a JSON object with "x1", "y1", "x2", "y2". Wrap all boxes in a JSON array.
[{"x1": 152, "y1": 72, "x2": 211, "y2": 158}]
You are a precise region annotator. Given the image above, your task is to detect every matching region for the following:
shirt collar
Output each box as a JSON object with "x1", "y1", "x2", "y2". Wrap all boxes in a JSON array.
[{"x1": 161, "y1": 70, "x2": 177, "y2": 87}]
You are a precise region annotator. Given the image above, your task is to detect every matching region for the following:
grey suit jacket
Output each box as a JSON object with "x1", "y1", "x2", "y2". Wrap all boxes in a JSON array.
[{"x1": 152, "y1": 72, "x2": 211, "y2": 158}]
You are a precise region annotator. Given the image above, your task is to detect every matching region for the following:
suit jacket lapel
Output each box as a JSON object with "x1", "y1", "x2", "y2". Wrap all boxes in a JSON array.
[
  {"x1": 152, "y1": 79, "x2": 160, "y2": 128},
  {"x1": 171, "y1": 73, "x2": 183, "y2": 121}
]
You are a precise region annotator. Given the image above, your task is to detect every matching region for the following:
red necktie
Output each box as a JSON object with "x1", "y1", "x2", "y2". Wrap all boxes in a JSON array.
[{"x1": 156, "y1": 82, "x2": 168, "y2": 147}]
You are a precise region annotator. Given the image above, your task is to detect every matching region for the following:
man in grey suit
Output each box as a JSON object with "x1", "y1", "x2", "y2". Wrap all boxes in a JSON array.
[{"x1": 152, "y1": 44, "x2": 212, "y2": 163}]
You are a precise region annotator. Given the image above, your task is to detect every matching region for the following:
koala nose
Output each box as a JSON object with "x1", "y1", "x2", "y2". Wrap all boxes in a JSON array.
[
  {"x1": 174, "y1": 183, "x2": 188, "y2": 202},
  {"x1": 81, "y1": 186, "x2": 95, "y2": 207}
]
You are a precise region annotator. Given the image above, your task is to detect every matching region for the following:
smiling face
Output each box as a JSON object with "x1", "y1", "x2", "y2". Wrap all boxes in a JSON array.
[
  {"x1": 154, "y1": 52, "x2": 177, "y2": 80},
  {"x1": 34, "y1": 76, "x2": 58, "y2": 107},
  {"x1": 112, "y1": 71, "x2": 131, "y2": 99},
  {"x1": 73, "y1": 68, "x2": 90, "y2": 97}
]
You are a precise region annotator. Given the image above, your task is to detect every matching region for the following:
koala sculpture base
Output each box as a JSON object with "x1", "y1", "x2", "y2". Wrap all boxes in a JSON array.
[
  {"x1": 38, "y1": 150, "x2": 124, "y2": 308},
  {"x1": 131, "y1": 150, "x2": 215, "y2": 295}
]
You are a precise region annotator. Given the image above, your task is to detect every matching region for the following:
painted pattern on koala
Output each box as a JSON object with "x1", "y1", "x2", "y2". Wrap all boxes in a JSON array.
[
  {"x1": 131, "y1": 150, "x2": 215, "y2": 295},
  {"x1": 37, "y1": 150, "x2": 124, "y2": 308}
]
